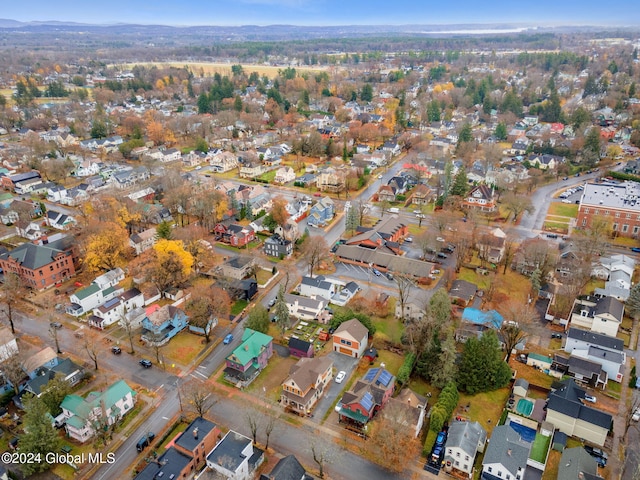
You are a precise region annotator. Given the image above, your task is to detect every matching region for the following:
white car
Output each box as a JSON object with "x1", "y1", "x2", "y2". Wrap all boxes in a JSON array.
[
  {"x1": 436, "y1": 237, "x2": 445, "y2": 242},
  {"x1": 633, "y1": 408, "x2": 640, "y2": 422},
  {"x1": 377, "y1": 174, "x2": 383, "y2": 179},
  {"x1": 584, "y1": 394, "x2": 597, "y2": 403},
  {"x1": 561, "y1": 199, "x2": 572, "y2": 203},
  {"x1": 335, "y1": 371, "x2": 346, "y2": 383}
]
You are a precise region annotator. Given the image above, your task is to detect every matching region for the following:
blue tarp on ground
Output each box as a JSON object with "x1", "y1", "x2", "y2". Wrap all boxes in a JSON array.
[{"x1": 509, "y1": 420, "x2": 536, "y2": 443}]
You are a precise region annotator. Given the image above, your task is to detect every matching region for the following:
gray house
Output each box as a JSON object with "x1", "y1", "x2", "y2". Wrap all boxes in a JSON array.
[
  {"x1": 557, "y1": 447, "x2": 603, "y2": 480},
  {"x1": 444, "y1": 420, "x2": 487, "y2": 477},
  {"x1": 264, "y1": 234, "x2": 293, "y2": 258},
  {"x1": 481, "y1": 425, "x2": 530, "y2": 480}
]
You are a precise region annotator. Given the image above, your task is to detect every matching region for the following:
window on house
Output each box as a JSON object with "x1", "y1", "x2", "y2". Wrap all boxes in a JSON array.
[
  {"x1": 623, "y1": 224, "x2": 629, "y2": 232},
  {"x1": 488, "y1": 467, "x2": 492, "y2": 473},
  {"x1": 613, "y1": 223, "x2": 618, "y2": 231},
  {"x1": 634, "y1": 226, "x2": 640, "y2": 234},
  {"x1": 582, "y1": 218, "x2": 587, "y2": 227},
  {"x1": 456, "y1": 452, "x2": 460, "y2": 457},
  {"x1": 584, "y1": 208, "x2": 590, "y2": 213}
]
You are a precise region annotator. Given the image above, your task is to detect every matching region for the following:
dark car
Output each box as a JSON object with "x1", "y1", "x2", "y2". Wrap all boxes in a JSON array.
[
  {"x1": 136, "y1": 432, "x2": 155, "y2": 452},
  {"x1": 437, "y1": 252, "x2": 448, "y2": 259},
  {"x1": 551, "y1": 333, "x2": 563, "y2": 339},
  {"x1": 631, "y1": 247, "x2": 640, "y2": 253},
  {"x1": 139, "y1": 359, "x2": 152, "y2": 368},
  {"x1": 49, "y1": 322, "x2": 63, "y2": 329},
  {"x1": 584, "y1": 445, "x2": 608, "y2": 467},
  {"x1": 111, "y1": 346, "x2": 122, "y2": 354}
]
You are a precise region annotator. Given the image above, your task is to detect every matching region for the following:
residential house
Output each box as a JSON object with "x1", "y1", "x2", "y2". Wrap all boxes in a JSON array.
[
  {"x1": 59, "y1": 380, "x2": 136, "y2": 443},
  {"x1": 307, "y1": 197, "x2": 335, "y2": 228},
  {"x1": 1, "y1": 171, "x2": 41, "y2": 192},
  {"x1": 45, "y1": 210, "x2": 77, "y2": 230},
  {"x1": 129, "y1": 228, "x2": 158, "y2": 255},
  {"x1": 337, "y1": 367, "x2": 395, "y2": 429},
  {"x1": 395, "y1": 301, "x2": 425, "y2": 322},
  {"x1": 15, "y1": 220, "x2": 41, "y2": 240},
  {"x1": 564, "y1": 327, "x2": 625, "y2": 383},
  {"x1": 239, "y1": 161, "x2": 266, "y2": 179},
  {"x1": 281, "y1": 356, "x2": 333, "y2": 415},
  {"x1": 481, "y1": 424, "x2": 530, "y2": 480},
  {"x1": 0, "y1": 327, "x2": 18, "y2": 363},
  {"x1": 67, "y1": 268, "x2": 125, "y2": 317},
  {"x1": 570, "y1": 295, "x2": 624, "y2": 337},
  {"x1": 382, "y1": 140, "x2": 401, "y2": 156},
  {"x1": 316, "y1": 169, "x2": 345, "y2": 193},
  {"x1": 141, "y1": 305, "x2": 189, "y2": 346},
  {"x1": 388, "y1": 176, "x2": 409, "y2": 195},
  {"x1": 545, "y1": 379, "x2": 612, "y2": 446},
  {"x1": 73, "y1": 158, "x2": 101, "y2": 177},
  {"x1": 228, "y1": 278, "x2": 258, "y2": 302},
  {"x1": 288, "y1": 337, "x2": 314, "y2": 358},
  {"x1": 0, "y1": 199, "x2": 43, "y2": 224},
  {"x1": 135, "y1": 417, "x2": 221, "y2": 480},
  {"x1": 224, "y1": 328, "x2": 273, "y2": 387},
  {"x1": 274, "y1": 166, "x2": 295, "y2": 184},
  {"x1": 331, "y1": 281, "x2": 360, "y2": 307},
  {"x1": 386, "y1": 388, "x2": 428, "y2": 437},
  {"x1": 259, "y1": 455, "x2": 314, "y2": 480},
  {"x1": 476, "y1": 228, "x2": 506, "y2": 264},
  {"x1": 450, "y1": 280, "x2": 478, "y2": 306},
  {"x1": 284, "y1": 293, "x2": 325, "y2": 322},
  {"x1": 594, "y1": 254, "x2": 636, "y2": 301},
  {"x1": 376, "y1": 184, "x2": 396, "y2": 202},
  {"x1": 462, "y1": 185, "x2": 497, "y2": 212},
  {"x1": 527, "y1": 153, "x2": 563, "y2": 170},
  {"x1": 210, "y1": 151, "x2": 239, "y2": 173},
  {"x1": 14, "y1": 177, "x2": 43, "y2": 195},
  {"x1": 551, "y1": 354, "x2": 608, "y2": 389},
  {"x1": 333, "y1": 318, "x2": 368, "y2": 358},
  {"x1": 88, "y1": 288, "x2": 144, "y2": 329},
  {"x1": 456, "y1": 308, "x2": 504, "y2": 343},
  {"x1": 444, "y1": 421, "x2": 487, "y2": 477},
  {"x1": 410, "y1": 184, "x2": 436, "y2": 205},
  {"x1": 46, "y1": 184, "x2": 68, "y2": 203},
  {"x1": 263, "y1": 234, "x2": 292, "y2": 258},
  {"x1": 25, "y1": 357, "x2": 84, "y2": 398},
  {"x1": 110, "y1": 166, "x2": 150, "y2": 189},
  {"x1": 216, "y1": 256, "x2": 255, "y2": 280},
  {"x1": 214, "y1": 223, "x2": 255, "y2": 247},
  {"x1": 557, "y1": 447, "x2": 603, "y2": 480},
  {"x1": 299, "y1": 275, "x2": 336, "y2": 302},
  {"x1": 206, "y1": 430, "x2": 264, "y2": 480},
  {"x1": 0, "y1": 238, "x2": 76, "y2": 290}
]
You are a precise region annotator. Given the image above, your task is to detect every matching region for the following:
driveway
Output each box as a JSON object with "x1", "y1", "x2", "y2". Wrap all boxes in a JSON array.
[{"x1": 311, "y1": 351, "x2": 359, "y2": 423}]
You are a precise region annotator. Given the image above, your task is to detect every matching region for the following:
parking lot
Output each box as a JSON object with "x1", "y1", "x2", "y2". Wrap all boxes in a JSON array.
[{"x1": 557, "y1": 184, "x2": 584, "y2": 204}]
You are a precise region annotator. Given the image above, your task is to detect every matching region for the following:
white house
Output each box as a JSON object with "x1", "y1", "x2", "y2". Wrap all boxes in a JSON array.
[
  {"x1": 46, "y1": 210, "x2": 77, "y2": 230},
  {"x1": 59, "y1": 380, "x2": 136, "y2": 443},
  {"x1": 210, "y1": 151, "x2": 238, "y2": 173},
  {"x1": 284, "y1": 293, "x2": 325, "y2": 321},
  {"x1": 570, "y1": 295, "x2": 624, "y2": 337},
  {"x1": 206, "y1": 431, "x2": 264, "y2": 480},
  {"x1": 74, "y1": 158, "x2": 101, "y2": 177},
  {"x1": 299, "y1": 275, "x2": 336, "y2": 302},
  {"x1": 273, "y1": 166, "x2": 295, "y2": 184},
  {"x1": 564, "y1": 327, "x2": 626, "y2": 383},
  {"x1": 66, "y1": 268, "x2": 125, "y2": 317},
  {"x1": 481, "y1": 425, "x2": 530, "y2": 480},
  {"x1": 444, "y1": 421, "x2": 487, "y2": 477},
  {"x1": 0, "y1": 326, "x2": 18, "y2": 362},
  {"x1": 129, "y1": 228, "x2": 158, "y2": 255},
  {"x1": 89, "y1": 288, "x2": 144, "y2": 329}
]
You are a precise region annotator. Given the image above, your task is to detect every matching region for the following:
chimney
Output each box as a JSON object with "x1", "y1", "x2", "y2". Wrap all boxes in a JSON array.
[
  {"x1": 507, "y1": 449, "x2": 512, "y2": 456},
  {"x1": 193, "y1": 427, "x2": 198, "y2": 439}
]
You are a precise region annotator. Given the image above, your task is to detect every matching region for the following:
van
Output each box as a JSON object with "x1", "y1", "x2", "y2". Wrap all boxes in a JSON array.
[
  {"x1": 136, "y1": 432, "x2": 155, "y2": 452},
  {"x1": 389, "y1": 207, "x2": 399, "y2": 213}
]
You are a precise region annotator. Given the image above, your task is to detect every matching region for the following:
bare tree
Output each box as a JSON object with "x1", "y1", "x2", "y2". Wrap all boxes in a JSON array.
[
  {"x1": 393, "y1": 273, "x2": 415, "y2": 322},
  {"x1": 119, "y1": 308, "x2": 137, "y2": 354},
  {"x1": 497, "y1": 301, "x2": 537, "y2": 363},
  {"x1": 244, "y1": 406, "x2": 262, "y2": 445},
  {"x1": 300, "y1": 235, "x2": 329, "y2": 278},
  {"x1": 310, "y1": 441, "x2": 332, "y2": 479},
  {"x1": 1, "y1": 352, "x2": 27, "y2": 396},
  {"x1": 502, "y1": 192, "x2": 534, "y2": 223},
  {"x1": 83, "y1": 329, "x2": 100, "y2": 371},
  {"x1": 181, "y1": 378, "x2": 216, "y2": 418},
  {"x1": 49, "y1": 325, "x2": 62, "y2": 355},
  {"x1": 0, "y1": 272, "x2": 25, "y2": 334},
  {"x1": 624, "y1": 396, "x2": 640, "y2": 438}
]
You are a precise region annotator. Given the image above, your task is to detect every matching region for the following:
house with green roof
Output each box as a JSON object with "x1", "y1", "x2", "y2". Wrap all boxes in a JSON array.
[
  {"x1": 59, "y1": 380, "x2": 136, "y2": 443},
  {"x1": 66, "y1": 267, "x2": 125, "y2": 317},
  {"x1": 224, "y1": 328, "x2": 273, "y2": 388}
]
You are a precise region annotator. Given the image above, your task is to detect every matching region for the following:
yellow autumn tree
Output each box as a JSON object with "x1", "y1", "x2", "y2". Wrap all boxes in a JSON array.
[
  {"x1": 84, "y1": 222, "x2": 131, "y2": 273},
  {"x1": 153, "y1": 239, "x2": 193, "y2": 277}
]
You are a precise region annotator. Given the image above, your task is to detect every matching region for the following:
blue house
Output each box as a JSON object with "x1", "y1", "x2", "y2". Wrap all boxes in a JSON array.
[
  {"x1": 141, "y1": 305, "x2": 189, "y2": 346},
  {"x1": 456, "y1": 308, "x2": 504, "y2": 343},
  {"x1": 307, "y1": 197, "x2": 335, "y2": 228}
]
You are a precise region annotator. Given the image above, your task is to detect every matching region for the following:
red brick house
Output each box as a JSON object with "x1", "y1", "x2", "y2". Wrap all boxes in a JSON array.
[
  {"x1": 0, "y1": 238, "x2": 76, "y2": 290},
  {"x1": 214, "y1": 222, "x2": 255, "y2": 247}
]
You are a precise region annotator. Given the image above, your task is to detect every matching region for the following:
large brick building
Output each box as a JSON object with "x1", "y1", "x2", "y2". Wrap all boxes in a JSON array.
[
  {"x1": 577, "y1": 181, "x2": 640, "y2": 238},
  {"x1": 0, "y1": 237, "x2": 76, "y2": 290}
]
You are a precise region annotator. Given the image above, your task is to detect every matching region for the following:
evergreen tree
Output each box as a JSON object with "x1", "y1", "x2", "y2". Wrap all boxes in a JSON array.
[
  {"x1": 450, "y1": 168, "x2": 469, "y2": 197},
  {"x1": 442, "y1": 161, "x2": 454, "y2": 198},
  {"x1": 495, "y1": 122, "x2": 508, "y2": 141},
  {"x1": 19, "y1": 394, "x2": 63, "y2": 476},
  {"x1": 458, "y1": 123, "x2": 473, "y2": 144},
  {"x1": 233, "y1": 95, "x2": 243, "y2": 112},
  {"x1": 626, "y1": 283, "x2": 640, "y2": 320},
  {"x1": 630, "y1": 82, "x2": 637, "y2": 98},
  {"x1": 40, "y1": 375, "x2": 72, "y2": 417},
  {"x1": 273, "y1": 285, "x2": 290, "y2": 337},
  {"x1": 345, "y1": 203, "x2": 359, "y2": 234},
  {"x1": 156, "y1": 221, "x2": 173, "y2": 240},
  {"x1": 360, "y1": 83, "x2": 373, "y2": 102},
  {"x1": 431, "y1": 330, "x2": 458, "y2": 388},
  {"x1": 197, "y1": 93, "x2": 211, "y2": 114},
  {"x1": 582, "y1": 74, "x2": 599, "y2": 98},
  {"x1": 245, "y1": 305, "x2": 270, "y2": 334},
  {"x1": 90, "y1": 119, "x2": 108, "y2": 139},
  {"x1": 427, "y1": 100, "x2": 441, "y2": 122},
  {"x1": 458, "y1": 330, "x2": 512, "y2": 394}
]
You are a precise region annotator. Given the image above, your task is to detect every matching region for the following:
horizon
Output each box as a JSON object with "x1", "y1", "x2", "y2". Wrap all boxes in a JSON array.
[{"x1": 3, "y1": 0, "x2": 640, "y2": 28}]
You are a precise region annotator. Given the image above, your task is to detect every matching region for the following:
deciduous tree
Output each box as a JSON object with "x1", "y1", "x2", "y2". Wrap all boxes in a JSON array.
[
  {"x1": 181, "y1": 378, "x2": 216, "y2": 418},
  {"x1": 84, "y1": 222, "x2": 131, "y2": 273},
  {"x1": 245, "y1": 305, "x2": 270, "y2": 334},
  {"x1": 0, "y1": 272, "x2": 24, "y2": 334},
  {"x1": 300, "y1": 235, "x2": 329, "y2": 278}
]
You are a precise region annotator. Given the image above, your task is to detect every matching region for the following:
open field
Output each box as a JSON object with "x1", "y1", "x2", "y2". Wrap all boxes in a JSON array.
[{"x1": 112, "y1": 62, "x2": 326, "y2": 78}]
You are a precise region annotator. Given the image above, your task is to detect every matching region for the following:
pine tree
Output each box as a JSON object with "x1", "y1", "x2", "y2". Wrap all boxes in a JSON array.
[
  {"x1": 458, "y1": 330, "x2": 511, "y2": 394},
  {"x1": 627, "y1": 283, "x2": 640, "y2": 320},
  {"x1": 431, "y1": 330, "x2": 458, "y2": 388},
  {"x1": 495, "y1": 122, "x2": 507, "y2": 141},
  {"x1": 19, "y1": 394, "x2": 63, "y2": 476},
  {"x1": 450, "y1": 169, "x2": 469, "y2": 197}
]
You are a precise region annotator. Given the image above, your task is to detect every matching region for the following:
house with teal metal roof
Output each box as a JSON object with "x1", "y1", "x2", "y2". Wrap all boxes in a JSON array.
[
  {"x1": 224, "y1": 328, "x2": 273, "y2": 388},
  {"x1": 59, "y1": 380, "x2": 136, "y2": 443}
]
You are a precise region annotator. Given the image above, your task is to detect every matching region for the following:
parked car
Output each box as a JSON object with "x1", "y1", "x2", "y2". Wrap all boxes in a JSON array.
[
  {"x1": 139, "y1": 359, "x2": 152, "y2": 368},
  {"x1": 136, "y1": 432, "x2": 155, "y2": 452},
  {"x1": 583, "y1": 445, "x2": 607, "y2": 467},
  {"x1": 562, "y1": 199, "x2": 572, "y2": 204},
  {"x1": 385, "y1": 272, "x2": 394, "y2": 281},
  {"x1": 437, "y1": 252, "x2": 448, "y2": 259},
  {"x1": 49, "y1": 322, "x2": 63, "y2": 329},
  {"x1": 335, "y1": 371, "x2": 346, "y2": 383},
  {"x1": 223, "y1": 333, "x2": 234, "y2": 345},
  {"x1": 551, "y1": 333, "x2": 563, "y2": 339},
  {"x1": 631, "y1": 247, "x2": 640, "y2": 253},
  {"x1": 435, "y1": 431, "x2": 447, "y2": 446},
  {"x1": 372, "y1": 268, "x2": 382, "y2": 277},
  {"x1": 405, "y1": 237, "x2": 413, "y2": 243},
  {"x1": 267, "y1": 298, "x2": 276, "y2": 309},
  {"x1": 583, "y1": 394, "x2": 597, "y2": 403},
  {"x1": 111, "y1": 346, "x2": 122, "y2": 355},
  {"x1": 633, "y1": 408, "x2": 640, "y2": 422}
]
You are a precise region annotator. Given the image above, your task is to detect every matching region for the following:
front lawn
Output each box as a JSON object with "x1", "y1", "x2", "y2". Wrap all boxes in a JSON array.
[
  {"x1": 542, "y1": 221, "x2": 569, "y2": 233},
  {"x1": 162, "y1": 331, "x2": 203, "y2": 366},
  {"x1": 257, "y1": 170, "x2": 276, "y2": 183},
  {"x1": 547, "y1": 203, "x2": 579, "y2": 217},
  {"x1": 231, "y1": 299, "x2": 248, "y2": 316}
]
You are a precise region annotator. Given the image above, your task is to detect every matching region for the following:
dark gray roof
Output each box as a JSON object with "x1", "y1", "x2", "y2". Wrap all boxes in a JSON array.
[
  {"x1": 301, "y1": 275, "x2": 333, "y2": 291},
  {"x1": 445, "y1": 420, "x2": 487, "y2": 460},
  {"x1": 263, "y1": 454, "x2": 313, "y2": 480},
  {"x1": 0, "y1": 242, "x2": 69, "y2": 270},
  {"x1": 588, "y1": 345, "x2": 624, "y2": 365},
  {"x1": 566, "y1": 327, "x2": 624, "y2": 352},
  {"x1": 134, "y1": 446, "x2": 191, "y2": 480},
  {"x1": 547, "y1": 379, "x2": 612, "y2": 430},
  {"x1": 450, "y1": 280, "x2": 477, "y2": 300},
  {"x1": 344, "y1": 281, "x2": 360, "y2": 294},
  {"x1": 288, "y1": 337, "x2": 312, "y2": 352},
  {"x1": 594, "y1": 295, "x2": 624, "y2": 322},
  {"x1": 482, "y1": 425, "x2": 530, "y2": 477},
  {"x1": 206, "y1": 431, "x2": 252, "y2": 471},
  {"x1": 558, "y1": 447, "x2": 602, "y2": 480},
  {"x1": 175, "y1": 417, "x2": 217, "y2": 453},
  {"x1": 514, "y1": 378, "x2": 529, "y2": 389}
]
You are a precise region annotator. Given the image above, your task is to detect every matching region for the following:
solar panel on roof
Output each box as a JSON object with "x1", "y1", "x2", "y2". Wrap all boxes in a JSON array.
[
  {"x1": 378, "y1": 370, "x2": 393, "y2": 387},
  {"x1": 364, "y1": 368, "x2": 378, "y2": 382},
  {"x1": 361, "y1": 392, "x2": 374, "y2": 412},
  {"x1": 103, "y1": 297, "x2": 120, "y2": 309}
]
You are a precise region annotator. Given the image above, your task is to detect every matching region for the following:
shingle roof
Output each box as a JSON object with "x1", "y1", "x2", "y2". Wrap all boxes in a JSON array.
[
  {"x1": 0, "y1": 242, "x2": 68, "y2": 270},
  {"x1": 594, "y1": 296, "x2": 624, "y2": 322},
  {"x1": 227, "y1": 329, "x2": 272, "y2": 366},
  {"x1": 175, "y1": 417, "x2": 217, "y2": 453},
  {"x1": 482, "y1": 425, "x2": 530, "y2": 476},
  {"x1": 266, "y1": 455, "x2": 311, "y2": 480},
  {"x1": 445, "y1": 420, "x2": 487, "y2": 460},
  {"x1": 566, "y1": 327, "x2": 624, "y2": 352},
  {"x1": 557, "y1": 447, "x2": 602, "y2": 480},
  {"x1": 334, "y1": 318, "x2": 368, "y2": 341}
]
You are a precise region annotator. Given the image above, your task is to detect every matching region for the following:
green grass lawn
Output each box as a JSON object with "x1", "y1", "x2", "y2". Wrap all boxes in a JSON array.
[
  {"x1": 583, "y1": 278, "x2": 606, "y2": 294},
  {"x1": 457, "y1": 388, "x2": 510, "y2": 432},
  {"x1": 255, "y1": 268, "x2": 274, "y2": 285},
  {"x1": 456, "y1": 267, "x2": 491, "y2": 290},
  {"x1": 257, "y1": 170, "x2": 276, "y2": 182},
  {"x1": 530, "y1": 433, "x2": 551, "y2": 463},
  {"x1": 375, "y1": 350, "x2": 404, "y2": 375},
  {"x1": 547, "y1": 203, "x2": 579, "y2": 217},
  {"x1": 231, "y1": 299, "x2": 248, "y2": 316},
  {"x1": 372, "y1": 316, "x2": 404, "y2": 344},
  {"x1": 162, "y1": 331, "x2": 203, "y2": 366}
]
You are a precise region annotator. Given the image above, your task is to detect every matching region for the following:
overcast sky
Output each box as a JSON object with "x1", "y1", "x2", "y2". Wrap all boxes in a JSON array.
[{"x1": 3, "y1": 0, "x2": 639, "y2": 26}]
